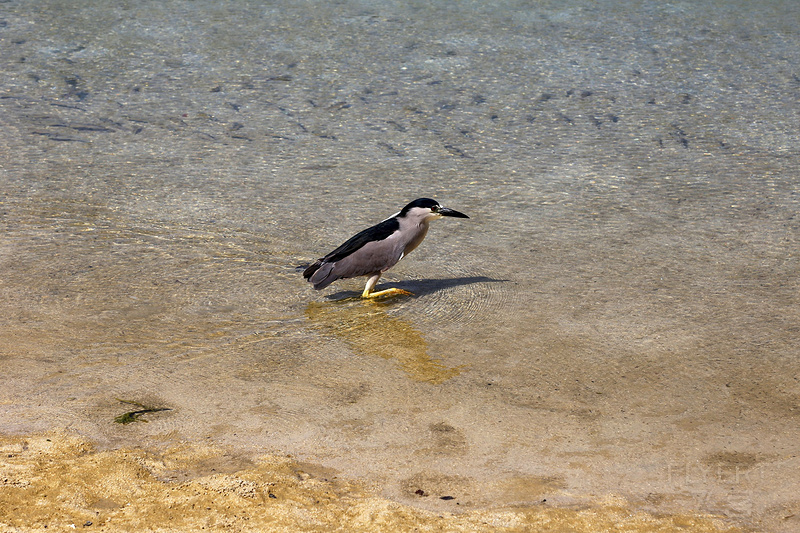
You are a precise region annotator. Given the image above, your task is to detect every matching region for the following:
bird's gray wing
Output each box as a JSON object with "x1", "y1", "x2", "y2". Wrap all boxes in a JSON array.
[
  {"x1": 324, "y1": 237, "x2": 404, "y2": 278},
  {"x1": 304, "y1": 217, "x2": 401, "y2": 289},
  {"x1": 321, "y1": 217, "x2": 399, "y2": 263}
]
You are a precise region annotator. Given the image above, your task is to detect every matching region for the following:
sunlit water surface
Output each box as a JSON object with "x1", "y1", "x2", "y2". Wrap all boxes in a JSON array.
[{"x1": 1, "y1": 0, "x2": 799, "y2": 530}]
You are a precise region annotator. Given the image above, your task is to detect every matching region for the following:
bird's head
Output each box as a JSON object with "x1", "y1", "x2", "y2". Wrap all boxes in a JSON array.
[{"x1": 398, "y1": 198, "x2": 469, "y2": 223}]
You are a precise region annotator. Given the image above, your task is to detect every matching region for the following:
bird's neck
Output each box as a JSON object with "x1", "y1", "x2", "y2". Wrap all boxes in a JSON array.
[{"x1": 402, "y1": 219, "x2": 431, "y2": 256}]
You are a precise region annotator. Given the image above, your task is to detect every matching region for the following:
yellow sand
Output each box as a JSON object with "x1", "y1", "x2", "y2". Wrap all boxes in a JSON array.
[{"x1": 0, "y1": 431, "x2": 744, "y2": 532}]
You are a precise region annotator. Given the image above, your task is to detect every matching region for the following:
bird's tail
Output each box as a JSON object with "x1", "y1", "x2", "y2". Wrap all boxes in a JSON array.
[
  {"x1": 303, "y1": 260, "x2": 321, "y2": 280},
  {"x1": 304, "y1": 261, "x2": 337, "y2": 290}
]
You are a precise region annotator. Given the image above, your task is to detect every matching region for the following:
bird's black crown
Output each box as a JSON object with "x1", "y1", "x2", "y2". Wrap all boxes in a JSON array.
[{"x1": 399, "y1": 198, "x2": 439, "y2": 216}]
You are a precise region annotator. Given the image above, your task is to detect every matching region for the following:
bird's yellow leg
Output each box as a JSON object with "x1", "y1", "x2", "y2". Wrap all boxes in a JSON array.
[
  {"x1": 364, "y1": 287, "x2": 413, "y2": 299},
  {"x1": 361, "y1": 273, "x2": 412, "y2": 299}
]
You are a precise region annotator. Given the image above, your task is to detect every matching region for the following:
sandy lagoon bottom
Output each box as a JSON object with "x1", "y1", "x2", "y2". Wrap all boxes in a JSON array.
[{"x1": 0, "y1": 431, "x2": 742, "y2": 533}]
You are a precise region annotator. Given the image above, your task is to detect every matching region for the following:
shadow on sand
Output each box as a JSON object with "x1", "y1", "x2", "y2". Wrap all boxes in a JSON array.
[{"x1": 322, "y1": 275, "x2": 508, "y2": 300}]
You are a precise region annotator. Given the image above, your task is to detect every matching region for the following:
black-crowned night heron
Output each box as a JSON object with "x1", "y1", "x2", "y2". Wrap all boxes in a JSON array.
[{"x1": 304, "y1": 198, "x2": 469, "y2": 298}]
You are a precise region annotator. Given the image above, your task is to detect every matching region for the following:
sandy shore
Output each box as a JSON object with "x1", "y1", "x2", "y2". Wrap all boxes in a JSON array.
[{"x1": 0, "y1": 431, "x2": 744, "y2": 532}]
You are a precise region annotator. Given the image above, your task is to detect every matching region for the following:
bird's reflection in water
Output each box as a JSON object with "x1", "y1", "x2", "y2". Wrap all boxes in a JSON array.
[{"x1": 304, "y1": 299, "x2": 461, "y2": 384}]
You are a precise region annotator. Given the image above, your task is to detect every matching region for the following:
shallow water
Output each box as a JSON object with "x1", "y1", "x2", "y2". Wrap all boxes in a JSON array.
[{"x1": 1, "y1": 0, "x2": 799, "y2": 530}]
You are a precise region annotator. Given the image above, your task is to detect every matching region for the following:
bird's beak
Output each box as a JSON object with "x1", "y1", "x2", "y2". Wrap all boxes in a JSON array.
[{"x1": 438, "y1": 207, "x2": 469, "y2": 219}]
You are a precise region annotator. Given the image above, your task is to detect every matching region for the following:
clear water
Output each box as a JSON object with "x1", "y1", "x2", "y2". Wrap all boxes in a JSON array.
[{"x1": 1, "y1": 0, "x2": 799, "y2": 529}]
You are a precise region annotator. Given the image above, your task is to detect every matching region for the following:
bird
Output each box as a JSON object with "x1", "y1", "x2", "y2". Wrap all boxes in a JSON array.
[{"x1": 303, "y1": 198, "x2": 469, "y2": 298}]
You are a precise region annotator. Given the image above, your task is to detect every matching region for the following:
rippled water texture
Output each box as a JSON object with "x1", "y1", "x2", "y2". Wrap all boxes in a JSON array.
[{"x1": 1, "y1": 0, "x2": 799, "y2": 530}]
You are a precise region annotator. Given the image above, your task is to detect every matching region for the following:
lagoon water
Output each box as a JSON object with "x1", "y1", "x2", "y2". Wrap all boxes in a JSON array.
[{"x1": 1, "y1": 0, "x2": 799, "y2": 530}]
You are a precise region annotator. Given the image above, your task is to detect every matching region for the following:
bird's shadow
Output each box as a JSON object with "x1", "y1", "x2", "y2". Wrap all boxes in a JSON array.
[{"x1": 324, "y1": 276, "x2": 508, "y2": 301}]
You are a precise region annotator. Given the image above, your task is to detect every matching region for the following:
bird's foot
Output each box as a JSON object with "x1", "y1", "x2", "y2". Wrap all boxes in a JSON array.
[{"x1": 361, "y1": 287, "x2": 413, "y2": 299}]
